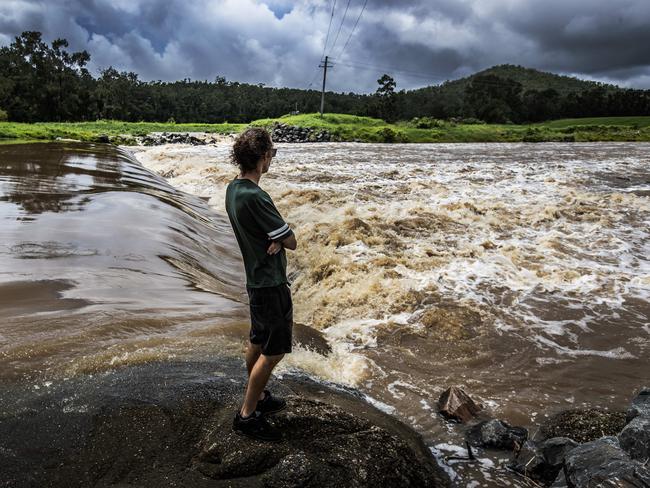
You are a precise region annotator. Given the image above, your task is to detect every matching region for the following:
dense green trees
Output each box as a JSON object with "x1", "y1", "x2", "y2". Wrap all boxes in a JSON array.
[
  {"x1": 1, "y1": 32, "x2": 649, "y2": 124},
  {"x1": 0, "y1": 32, "x2": 92, "y2": 121}
]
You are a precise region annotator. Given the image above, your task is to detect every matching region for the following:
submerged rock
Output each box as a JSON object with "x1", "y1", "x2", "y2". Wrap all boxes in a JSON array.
[
  {"x1": 437, "y1": 386, "x2": 482, "y2": 423},
  {"x1": 562, "y1": 436, "x2": 650, "y2": 487},
  {"x1": 0, "y1": 358, "x2": 447, "y2": 487},
  {"x1": 466, "y1": 419, "x2": 528, "y2": 450}
]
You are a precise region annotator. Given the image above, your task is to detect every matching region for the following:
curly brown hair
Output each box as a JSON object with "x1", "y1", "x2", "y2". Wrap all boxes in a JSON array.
[{"x1": 231, "y1": 127, "x2": 273, "y2": 173}]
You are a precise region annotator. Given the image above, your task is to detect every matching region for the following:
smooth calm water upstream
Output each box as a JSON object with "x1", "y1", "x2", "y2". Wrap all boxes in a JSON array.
[{"x1": 2, "y1": 141, "x2": 649, "y2": 485}]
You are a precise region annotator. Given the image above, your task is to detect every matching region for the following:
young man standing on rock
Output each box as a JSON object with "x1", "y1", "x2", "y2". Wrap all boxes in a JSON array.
[{"x1": 225, "y1": 127, "x2": 297, "y2": 441}]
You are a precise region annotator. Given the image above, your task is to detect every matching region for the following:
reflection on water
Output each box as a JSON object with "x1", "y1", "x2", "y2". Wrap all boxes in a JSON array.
[{"x1": 0, "y1": 142, "x2": 248, "y2": 383}]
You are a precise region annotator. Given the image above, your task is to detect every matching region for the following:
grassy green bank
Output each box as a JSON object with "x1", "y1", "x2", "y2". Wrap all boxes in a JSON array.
[
  {"x1": 0, "y1": 121, "x2": 246, "y2": 145},
  {"x1": 2, "y1": 114, "x2": 650, "y2": 144}
]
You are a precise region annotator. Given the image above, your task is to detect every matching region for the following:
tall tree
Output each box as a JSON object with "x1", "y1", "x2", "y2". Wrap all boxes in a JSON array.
[{"x1": 375, "y1": 74, "x2": 397, "y2": 122}]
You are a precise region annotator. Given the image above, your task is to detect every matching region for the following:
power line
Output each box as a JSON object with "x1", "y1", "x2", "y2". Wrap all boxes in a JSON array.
[
  {"x1": 307, "y1": 0, "x2": 337, "y2": 90},
  {"x1": 335, "y1": 0, "x2": 368, "y2": 60},
  {"x1": 321, "y1": 0, "x2": 337, "y2": 62},
  {"x1": 305, "y1": 67, "x2": 321, "y2": 89},
  {"x1": 332, "y1": 60, "x2": 449, "y2": 81},
  {"x1": 329, "y1": 0, "x2": 352, "y2": 56}
]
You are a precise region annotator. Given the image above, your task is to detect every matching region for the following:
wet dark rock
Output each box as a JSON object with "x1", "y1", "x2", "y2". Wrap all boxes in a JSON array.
[
  {"x1": 271, "y1": 122, "x2": 331, "y2": 143},
  {"x1": 627, "y1": 387, "x2": 650, "y2": 422},
  {"x1": 509, "y1": 437, "x2": 578, "y2": 485},
  {"x1": 97, "y1": 134, "x2": 110, "y2": 143},
  {"x1": 0, "y1": 358, "x2": 446, "y2": 488},
  {"x1": 540, "y1": 408, "x2": 627, "y2": 443},
  {"x1": 437, "y1": 386, "x2": 482, "y2": 423},
  {"x1": 195, "y1": 397, "x2": 440, "y2": 486},
  {"x1": 137, "y1": 132, "x2": 225, "y2": 146},
  {"x1": 466, "y1": 419, "x2": 528, "y2": 450},
  {"x1": 293, "y1": 322, "x2": 332, "y2": 355},
  {"x1": 619, "y1": 416, "x2": 650, "y2": 461},
  {"x1": 550, "y1": 470, "x2": 568, "y2": 487},
  {"x1": 563, "y1": 436, "x2": 650, "y2": 487}
]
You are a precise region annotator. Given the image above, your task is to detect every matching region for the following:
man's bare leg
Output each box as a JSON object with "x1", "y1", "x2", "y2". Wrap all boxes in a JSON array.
[
  {"x1": 240, "y1": 353, "x2": 284, "y2": 417},
  {"x1": 245, "y1": 342, "x2": 262, "y2": 376},
  {"x1": 245, "y1": 342, "x2": 268, "y2": 402}
]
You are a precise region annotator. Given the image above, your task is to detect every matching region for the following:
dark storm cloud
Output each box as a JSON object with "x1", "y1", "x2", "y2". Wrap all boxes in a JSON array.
[{"x1": 1, "y1": 0, "x2": 649, "y2": 92}]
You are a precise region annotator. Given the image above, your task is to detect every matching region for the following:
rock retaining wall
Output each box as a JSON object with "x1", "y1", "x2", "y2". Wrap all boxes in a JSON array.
[{"x1": 271, "y1": 122, "x2": 332, "y2": 143}]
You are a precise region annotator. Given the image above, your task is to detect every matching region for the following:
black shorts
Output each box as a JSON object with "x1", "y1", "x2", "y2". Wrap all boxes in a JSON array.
[{"x1": 246, "y1": 283, "x2": 293, "y2": 356}]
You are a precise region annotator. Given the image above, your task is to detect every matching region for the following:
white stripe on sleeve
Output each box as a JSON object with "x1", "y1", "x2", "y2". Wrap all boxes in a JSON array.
[
  {"x1": 267, "y1": 223, "x2": 289, "y2": 238},
  {"x1": 272, "y1": 227, "x2": 292, "y2": 240}
]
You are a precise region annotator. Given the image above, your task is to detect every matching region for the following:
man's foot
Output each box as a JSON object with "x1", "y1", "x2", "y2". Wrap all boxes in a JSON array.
[
  {"x1": 232, "y1": 410, "x2": 282, "y2": 442},
  {"x1": 256, "y1": 390, "x2": 287, "y2": 415}
]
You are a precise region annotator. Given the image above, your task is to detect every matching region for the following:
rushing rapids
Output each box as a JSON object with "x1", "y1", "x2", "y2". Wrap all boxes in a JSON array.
[{"x1": 133, "y1": 140, "x2": 650, "y2": 484}]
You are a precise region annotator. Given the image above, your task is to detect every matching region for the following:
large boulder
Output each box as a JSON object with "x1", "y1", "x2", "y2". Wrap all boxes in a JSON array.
[
  {"x1": 619, "y1": 416, "x2": 650, "y2": 461},
  {"x1": 0, "y1": 358, "x2": 447, "y2": 488},
  {"x1": 466, "y1": 419, "x2": 528, "y2": 450},
  {"x1": 195, "y1": 397, "x2": 440, "y2": 486},
  {"x1": 509, "y1": 437, "x2": 578, "y2": 486},
  {"x1": 563, "y1": 436, "x2": 650, "y2": 487}
]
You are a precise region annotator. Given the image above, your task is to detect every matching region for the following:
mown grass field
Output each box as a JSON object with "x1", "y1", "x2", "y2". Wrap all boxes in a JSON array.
[
  {"x1": 1, "y1": 114, "x2": 650, "y2": 144},
  {"x1": 0, "y1": 121, "x2": 245, "y2": 144},
  {"x1": 539, "y1": 116, "x2": 650, "y2": 129}
]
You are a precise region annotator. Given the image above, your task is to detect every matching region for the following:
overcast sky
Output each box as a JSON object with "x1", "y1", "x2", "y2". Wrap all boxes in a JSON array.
[{"x1": 1, "y1": 0, "x2": 649, "y2": 93}]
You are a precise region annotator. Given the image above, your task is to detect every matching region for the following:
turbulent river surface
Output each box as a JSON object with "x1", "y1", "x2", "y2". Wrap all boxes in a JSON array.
[{"x1": 2, "y1": 141, "x2": 649, "y2": 486}]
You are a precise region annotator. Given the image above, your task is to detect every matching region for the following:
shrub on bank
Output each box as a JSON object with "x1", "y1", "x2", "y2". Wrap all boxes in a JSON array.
[
  {"x1": 408, "y1": 117, "x2": 446, "y2": 129},
  {"x1": 375, "y1": 127, "x2": 409, "y2": 143},
  {"x1": 0, "y1": 109, "x2": 8, "y2": 122}
]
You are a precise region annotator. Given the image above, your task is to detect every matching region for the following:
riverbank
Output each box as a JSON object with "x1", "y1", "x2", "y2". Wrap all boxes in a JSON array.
[
  {"x1": 0, "y1": 357, "x2": 447, "y2": 487},
  {"x1": 2, "y1": 114, "x2": 650, "y2": 144}
]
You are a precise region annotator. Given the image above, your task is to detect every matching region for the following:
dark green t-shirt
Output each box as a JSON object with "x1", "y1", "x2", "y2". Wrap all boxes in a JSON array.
[{"x1": 225, "y1": 177, "x2": 294, "y2": 288}]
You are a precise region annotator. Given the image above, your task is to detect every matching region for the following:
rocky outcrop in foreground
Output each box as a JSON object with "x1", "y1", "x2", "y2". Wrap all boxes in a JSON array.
[
  {"x1": 0, "y1": 358, "x2": 446, "y2": 488},
  {"x1": 438, "y1": 386, "x2": 650, "y2": 487},
  {"x1": 508, "y1": 388, "x2": 650, "y2": 487}
]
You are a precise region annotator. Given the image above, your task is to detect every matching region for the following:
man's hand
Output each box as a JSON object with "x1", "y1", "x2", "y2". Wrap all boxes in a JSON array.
[{"x1": 267, "y1": 240, "x2": 283, "y2": 255}]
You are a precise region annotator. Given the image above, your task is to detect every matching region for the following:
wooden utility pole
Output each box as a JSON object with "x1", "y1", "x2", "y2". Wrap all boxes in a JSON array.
[{"x1": 319, "y1": 56, "x2": 333, "y2": 118}]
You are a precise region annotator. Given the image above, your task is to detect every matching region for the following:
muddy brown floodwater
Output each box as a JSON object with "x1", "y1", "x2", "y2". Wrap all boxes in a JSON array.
[{"x1": 1, "y1": 141, "x2": 649, "y2": 485}]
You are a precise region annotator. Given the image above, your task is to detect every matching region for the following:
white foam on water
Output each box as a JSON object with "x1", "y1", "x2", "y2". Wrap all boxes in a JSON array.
[
  {"x1": 276, "y1": 343, "x2": 373, "y2": 386},
  {"x1": 533, "y1": 335, "x2": 636, "y2": 359},
  {"x1": 129, "y1": 140, "x2": 650, "y2": 376}
]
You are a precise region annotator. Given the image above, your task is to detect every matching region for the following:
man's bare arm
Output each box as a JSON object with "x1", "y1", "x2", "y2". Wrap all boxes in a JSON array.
[
  {"x1": 281, "y1": 233, "x2": 297, "y2": 251},
  {"x1": 266, "y1": 233, "x2": 297, "y2": 255}
]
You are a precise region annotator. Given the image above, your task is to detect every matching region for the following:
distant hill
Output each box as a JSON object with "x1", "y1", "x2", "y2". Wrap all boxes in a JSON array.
[
  {"x1": 401, "y1": 64, "x2": 626, "y2": 121},
  {"x1": 425, "y1": 64, "x2": 620, "y2": 98}
]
